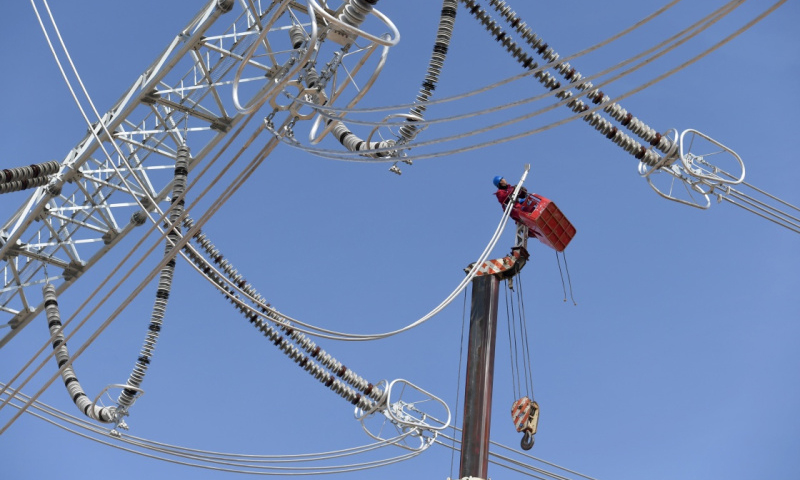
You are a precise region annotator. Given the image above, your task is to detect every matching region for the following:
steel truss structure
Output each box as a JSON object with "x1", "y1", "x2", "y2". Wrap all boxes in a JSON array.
[{"x1": 0, "y1": 0, "x2": 396, "y2": 347}]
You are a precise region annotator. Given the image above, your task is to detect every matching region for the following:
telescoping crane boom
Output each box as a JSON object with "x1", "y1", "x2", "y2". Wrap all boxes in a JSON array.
[{"x1": 458, "y1": 165, "x2": 576, "y2": 480}]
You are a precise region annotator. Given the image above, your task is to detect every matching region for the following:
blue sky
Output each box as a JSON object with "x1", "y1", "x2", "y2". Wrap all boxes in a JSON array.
[{"x1": 1, "y1": 1, "x2": 798, "y2": 479}]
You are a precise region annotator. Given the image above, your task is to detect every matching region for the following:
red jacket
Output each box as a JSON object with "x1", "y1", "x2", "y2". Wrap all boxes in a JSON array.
[{"x1": 495, "y1": 185, "x2": 523, "y2": 221}]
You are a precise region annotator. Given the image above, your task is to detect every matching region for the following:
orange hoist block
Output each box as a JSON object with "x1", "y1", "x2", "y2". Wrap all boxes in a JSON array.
[
  {"x1": 511, "y1": 396, "x2": 539, "y2": 450},
  {"x1": 517, "y1": 194, "x2": 576, "y2": 252}
]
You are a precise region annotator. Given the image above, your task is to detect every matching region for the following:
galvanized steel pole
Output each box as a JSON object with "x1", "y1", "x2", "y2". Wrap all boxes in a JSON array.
[{"x1": 458, "y1": 273, "x2": 500, "y2": 479}]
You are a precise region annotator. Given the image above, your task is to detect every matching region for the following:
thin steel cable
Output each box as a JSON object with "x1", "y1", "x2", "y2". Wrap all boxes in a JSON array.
[
  {"x1": 700, "y1": 168, "x2": 800, "y2": 228},
  {"x1": 506, "y1": 279, "x2": 523, "y2": 399},
  {"x1": 434, "y1": 435, "x2": 594, "y2": 480},
  {"x1": 116, "y1": 432, "x2": 426, "y2": 473},
  {"x1": 4, "y1": 378, "x2": 426, "y2": 474},
  {"x1": 739, "y1": 180, "x2": 800, "y2": 215},
  {"x1": 2, "y1": 380, "x2": 412, "y2": 465},
  {"x1": 449, "y1": 286, "x2": 469, "y2": 479},
  {"x1": 504, "y1": 280, "x2": 519, "y2": 400},
  {"x1": 706, "y1": 163, "x2": 800, "y2": 224},
  {"x1": 488, "y1": 442, "x2": 600, "y2": 480},
  {"x1": 415, "y1": 412, "x2": 602, "y2": 480},
  {"x1": 555, "y1": 252, "x2": 568, "y2": 302},
  {"x1": 127, "y1": 433, "x2": 413, "y2": 464},
  {"x1": 512, "y1": 276, "x2": 525, "y2": 395},
  {"x1": 720, "y1": 195, "x2": 800, "y2": 234},
  {"x1": 8, "y1": 396, "x2": 425, "y2": 475},
  {"x1": 512, "y1": 282, "x2": 533, "y2": 398},
  {"x1": 726, "y1": 189, "x2": 800, "y2": 228},
  {"x1": 561, "y1": 253, "x2": 577, "y2": 306},
  {"x1": 511, "y1": 280, "x2": 523, "y2": 398},
  {"x1": 438, "y1": 433, "x2": 598, "y2": 480},
  {"x1": 513, "y1": 281, "x2": 526, "y2": 396},
  {"x1": 516, "y1": 273, "x2": 534, "y2": 398}
]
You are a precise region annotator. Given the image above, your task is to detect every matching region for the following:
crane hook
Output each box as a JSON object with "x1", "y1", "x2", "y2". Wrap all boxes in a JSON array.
[{"x1": 521, "y1": 431, "x2": 535, "y2": 450}]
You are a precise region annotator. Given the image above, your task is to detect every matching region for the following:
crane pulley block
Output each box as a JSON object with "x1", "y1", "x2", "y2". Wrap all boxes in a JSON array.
[
  {"x1": 511, "y1": 396, "x2": 539, "y2": 450},
  {"x1": 516, "y1": 194, "x2": 575, "y2": 252}
]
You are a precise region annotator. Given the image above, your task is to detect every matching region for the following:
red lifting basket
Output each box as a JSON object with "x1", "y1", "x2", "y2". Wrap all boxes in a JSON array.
[{"x1": 518, "y1": 194, "x2": 576, "y2": 252}]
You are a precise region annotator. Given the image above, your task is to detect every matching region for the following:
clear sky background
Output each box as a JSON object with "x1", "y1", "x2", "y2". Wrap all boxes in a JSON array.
[{"x1": 1, "y1": 1, "x2": 798, "y2": 480}]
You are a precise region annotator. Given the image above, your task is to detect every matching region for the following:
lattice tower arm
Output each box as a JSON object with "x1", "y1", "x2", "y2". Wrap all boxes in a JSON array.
[{"x1": 0, "y1": 1, "x2": 353, "y2": 347}]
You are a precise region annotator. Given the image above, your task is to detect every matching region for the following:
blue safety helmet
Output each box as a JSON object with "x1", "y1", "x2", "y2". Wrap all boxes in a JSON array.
[{"x1": 493, "y1": 175, "x2": 504, "y2": 187}]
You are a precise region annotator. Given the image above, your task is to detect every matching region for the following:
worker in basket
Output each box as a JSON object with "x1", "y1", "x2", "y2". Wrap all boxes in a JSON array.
[{"x1": 493, "y1": 175, "x2": 539, "y2": 220}]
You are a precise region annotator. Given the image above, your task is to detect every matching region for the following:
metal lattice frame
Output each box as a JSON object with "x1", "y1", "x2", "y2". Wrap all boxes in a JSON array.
[{"x1": 0, "y1": 0, "x2": 321, "y2": 347}]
